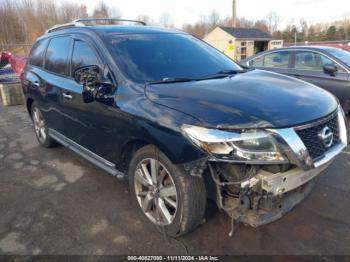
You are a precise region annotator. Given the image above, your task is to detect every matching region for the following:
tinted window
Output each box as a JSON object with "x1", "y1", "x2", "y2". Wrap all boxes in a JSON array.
[
  {"x1": 249, "y1": 56, "x2": 264, "y2": 67},
  {"x1": 105, "y1": 34, "x2": 243, "y2": 83},
  {"x1": 327, "y1": 48, "x2": 350, "y2": 67},
  {"x1": 264, "y1": 51, "x2": 291, "y2": 68},
  {"x1": 295, "y1": 51, "x2": 345, "y2": 72},
  {"x1": 45, "y1": 36, "x2": 71, "y2": 75},
  {"x1": 28, "y1": 39, "x2": 48, "y2": 67},
  {"x1": 320, "y1": 54, "x2": 346, "y2": 73},
  {"x1": 71, "y1": 40, "x2": 100, "y2": 75},
  {"x1": 295, "y1": 52, "x2": 321, "y2": 70}
]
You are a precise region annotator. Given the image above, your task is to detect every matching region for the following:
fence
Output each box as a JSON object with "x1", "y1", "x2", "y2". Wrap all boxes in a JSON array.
[
  {"x1": 284, "y1": 40, "x2": 350, "y2": 52},
  {"x1": 0, "y1": 44, "x2": 32, "y2": 56}
]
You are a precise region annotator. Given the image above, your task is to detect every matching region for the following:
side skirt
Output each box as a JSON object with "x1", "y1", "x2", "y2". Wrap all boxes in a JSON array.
[{"x1": 48, "y1": 128, "x2": 125, "y2": 179}]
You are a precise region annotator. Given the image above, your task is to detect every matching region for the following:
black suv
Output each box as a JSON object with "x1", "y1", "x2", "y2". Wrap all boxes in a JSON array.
[{"x1": 22, "y1": 19, "x2": 348, "y2": 237}]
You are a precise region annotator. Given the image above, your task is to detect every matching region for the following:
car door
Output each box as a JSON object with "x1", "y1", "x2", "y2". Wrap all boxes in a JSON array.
[
  {"x1": 58, "y1": 36, "x2": 120, "y2": 161},
  {"x1": 39, "y1": 35, "x2": 73, "y2": 137},
  {"x1": 248, "y1": 50, "x2": 293, "y2": 76},
  {"x1": 22, "y1": 38, "x2": 50, "y2": 109},
  {"x1": 290, "y1": 50, "x2": 350, "y2": 107}
]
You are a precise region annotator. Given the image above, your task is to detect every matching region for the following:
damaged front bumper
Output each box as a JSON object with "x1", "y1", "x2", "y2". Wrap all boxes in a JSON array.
[
  {"x1": 189, "y1": 108, "x2": 348, "y2": 231},
  {"x1": 233, "y1": 160, "x2": 332, "y2": 227},
  {"x1": 258, "y1": 159, "x2": 331, "y2": 196},
  {"x1": 208, "y1": 159, "x2": 334, "y2": 229}
]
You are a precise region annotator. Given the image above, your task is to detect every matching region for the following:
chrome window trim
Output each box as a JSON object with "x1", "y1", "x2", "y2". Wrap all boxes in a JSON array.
[
  {"x1": 248, "y1": 50, "x2": 292, "y2": 69},
  {"x1": 248, "y1": 48, "x2": 350, "y2": 73},
  {"x1": 293, "y1": 49, "x2": 349, "y2": 73}
]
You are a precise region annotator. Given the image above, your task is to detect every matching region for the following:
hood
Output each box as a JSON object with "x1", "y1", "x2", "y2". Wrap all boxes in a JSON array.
[{"x1": 145, "y1": 70, "x2": 338, "y2": 129}]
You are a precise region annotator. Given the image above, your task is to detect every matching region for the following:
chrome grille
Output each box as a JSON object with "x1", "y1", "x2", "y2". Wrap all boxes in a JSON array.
[{"x1": 295, "y1": 114, "x2": 340, "y2": 160}]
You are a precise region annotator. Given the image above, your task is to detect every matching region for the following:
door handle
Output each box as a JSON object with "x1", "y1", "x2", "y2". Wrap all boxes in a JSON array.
[
  {"x1": 62, "y1": 92, "x2": 73, "y2": 100},
  {"x1": 33, "y1": 81, "x2": 40, "y2": 87}
]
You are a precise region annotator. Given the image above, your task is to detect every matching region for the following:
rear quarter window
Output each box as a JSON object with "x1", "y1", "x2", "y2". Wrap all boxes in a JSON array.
[{"x1": 28, "y1": 39, "x2": 49, "y2": 68}]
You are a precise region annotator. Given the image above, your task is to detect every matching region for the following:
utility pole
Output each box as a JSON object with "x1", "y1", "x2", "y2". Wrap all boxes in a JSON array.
[{"x1": 232, "y1": 0, "x2": 237, "y2": 27}]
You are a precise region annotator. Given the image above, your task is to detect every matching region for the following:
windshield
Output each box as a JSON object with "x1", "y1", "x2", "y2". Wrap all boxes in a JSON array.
[
  {"x1": 105, "y1": 33, "x2": 243, "y2": 83},
  {"x1": 327, "y1": 48, "x2": 350, "y2": 67}
]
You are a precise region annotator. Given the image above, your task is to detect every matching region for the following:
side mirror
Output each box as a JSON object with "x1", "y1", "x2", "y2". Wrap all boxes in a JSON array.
[
  {"x1": 74, "y1": 65, "x2": 102, "y2": 103},
  {"x1": 323, "y1": 64, "x2": 338, "y2": 77},
  {"x1": 74, "y1": 65, "x2": 101, "y2": 85}
]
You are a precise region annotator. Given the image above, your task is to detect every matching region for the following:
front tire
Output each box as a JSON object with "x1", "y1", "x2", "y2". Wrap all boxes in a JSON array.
[
  {"x1": 128, "y1": 145, "x2": 206, "y2": 237},
  {"x1": 31, "y1": 103, "x2": 57, "y2": 148}
]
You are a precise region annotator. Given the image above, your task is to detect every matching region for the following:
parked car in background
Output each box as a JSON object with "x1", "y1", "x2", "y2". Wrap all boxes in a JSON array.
[
  {"x1": 241, "y1": 46, "x2": 350, "y2": 115},
  {"x1": 21, "y1": 19, "x2": 348, "y2": 237}
]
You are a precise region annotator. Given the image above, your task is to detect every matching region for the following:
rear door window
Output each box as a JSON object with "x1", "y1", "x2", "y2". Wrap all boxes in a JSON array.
[
  {"x1": 71, "y1": 40, "x2": 100, "y2": 76},
  {"x1": 249, "y1": 56, "x2": 264, "y2": 67},
  {"x1": 45, "y1": 36, "x2": 71, "y2": 76},
  {"x1": 295, "y1": 51, "x2": 346, "y2": 72},
  {"x1": 263, "y1": 51, "x2": 291, "y2": 68},
  {"x1": 295, "y1": 52, "x2": 321, "y2": 70},
  {"x1": 28, "y1": 39, "x2": 49, "y2": 68}
]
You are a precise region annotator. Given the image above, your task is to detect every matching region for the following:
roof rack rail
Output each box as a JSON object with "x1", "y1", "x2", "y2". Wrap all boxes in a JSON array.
[
  {"x1": 74, "y1": 18, "x2": 146, "y2": 26},
  {"x1": 45, "y1": 18, "x2": 146, "y2": 34},
  {"x1": 45, "y1": 22, "x2": 85, "y2": 34}
]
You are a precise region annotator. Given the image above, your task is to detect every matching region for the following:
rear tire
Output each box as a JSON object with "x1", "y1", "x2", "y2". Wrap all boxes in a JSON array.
[
  {"x1": 128, "y1": 145, "x2": 206, "y2": 237},
  {"x1": 31, "y1": 103, "x2": 58, "y2": 148}
]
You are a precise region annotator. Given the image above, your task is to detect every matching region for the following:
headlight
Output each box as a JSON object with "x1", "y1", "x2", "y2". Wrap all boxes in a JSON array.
[{"x1": 181, "y1": 124, "x2": 287, "y2": 163}]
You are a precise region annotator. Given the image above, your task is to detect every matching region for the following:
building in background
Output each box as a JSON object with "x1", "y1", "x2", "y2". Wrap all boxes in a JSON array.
[
  {"x1": 204, "y1": 0, "x2": 283, "y2": 61},
  {"x1": 204, "y1": 26, "x2": 283, "y2": 62}
]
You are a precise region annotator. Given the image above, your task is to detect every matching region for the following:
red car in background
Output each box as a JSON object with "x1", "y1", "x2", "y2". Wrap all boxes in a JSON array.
[
  {"x1": 317, "y1": 43, "x2": 350, "y2": 52},
  {"x1": 0, "y1": 51, "x2": 27, "y2": 75}
]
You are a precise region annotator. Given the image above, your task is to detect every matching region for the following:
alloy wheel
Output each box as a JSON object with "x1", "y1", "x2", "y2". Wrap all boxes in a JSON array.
[
  {"x1": 32, "y1": 107, "x2": 47, "y2": 144},
  {"x1": 134, "y1": 158, "x2": 178, "y2": 226}
]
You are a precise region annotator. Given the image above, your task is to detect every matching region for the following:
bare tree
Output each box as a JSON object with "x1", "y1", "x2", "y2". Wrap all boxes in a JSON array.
[
  {"x1": 207, "y1": 10, "x2": 221, "y2": 30},
  {"x1": 0, "y1": 0, "x2": 26, "y2": 44},
  {"x1": 159, "y1": 12, "x2": 174, "y2": 28},
  {"x1": 266, "y1": 12, "x2": 281, "y2": 34},
  {"x1": 136, "y1": 15, "x2": 156, "y2": 25},
  {"x1": 92, "y1": 1, "x2": 109, "y2": 18},
  {"x1": 237, "y1": 17, "x2": 254, "y2": 28}
]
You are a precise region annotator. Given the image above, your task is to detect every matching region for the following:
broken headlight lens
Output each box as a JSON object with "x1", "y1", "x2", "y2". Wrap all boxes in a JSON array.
[{"x1": 181, "y1": 124, "x2": 287, "y2": 163}]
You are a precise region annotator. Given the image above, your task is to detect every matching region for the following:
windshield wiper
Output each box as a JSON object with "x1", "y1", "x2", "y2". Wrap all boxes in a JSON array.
[
  {"x1": 147, "y1": 69, "x2": 248, "y2": 85},
  {"x1": 147, "y1": 77, "x2": 197, "y2": 85},
  {"x1": 198, "y1": 69, "x2": 248, "y2": 80},
  {"x1": 215, "y1": 69, "x2": 241, "y2": 75}
]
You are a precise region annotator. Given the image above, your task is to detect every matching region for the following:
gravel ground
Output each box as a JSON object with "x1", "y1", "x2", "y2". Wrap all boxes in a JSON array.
[{"x1": 0, "y1": 104, "x2": 349, "y2": 255}]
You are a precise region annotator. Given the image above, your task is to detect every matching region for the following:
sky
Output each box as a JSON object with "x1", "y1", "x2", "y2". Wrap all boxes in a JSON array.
[{"x1": 76, "y1": 0, "x2": 350, "y2": 29}]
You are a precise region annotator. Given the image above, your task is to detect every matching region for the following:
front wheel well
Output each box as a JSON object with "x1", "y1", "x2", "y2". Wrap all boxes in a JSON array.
[
  {"x1": 26, "y1": 98, "x2": 34, "y2": 117},
  {"x1": 120, "y1": 140, "x2": 149, "y2": 173}
]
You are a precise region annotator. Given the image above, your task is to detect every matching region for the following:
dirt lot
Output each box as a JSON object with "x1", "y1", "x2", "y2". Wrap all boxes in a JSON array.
[{"x1": 0, "y1": 104, "x2": 350, "y2": 255}]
